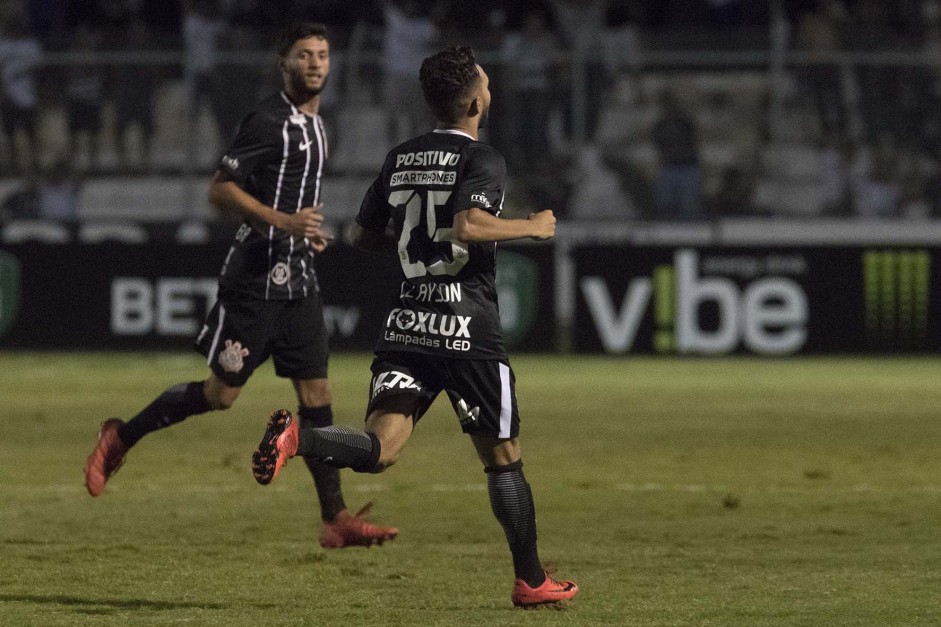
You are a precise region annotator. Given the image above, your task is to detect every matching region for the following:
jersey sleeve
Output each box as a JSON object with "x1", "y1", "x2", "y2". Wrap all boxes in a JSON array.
[
  {"x1": 356, "y1": 172, "x2": 392, "y2": 232},
  {"x1": 216, "y1": 112, "x2": 277, "y2": 186},
  {"x1": 453, "y1": 146, "x2": 507, "y2": 216}
]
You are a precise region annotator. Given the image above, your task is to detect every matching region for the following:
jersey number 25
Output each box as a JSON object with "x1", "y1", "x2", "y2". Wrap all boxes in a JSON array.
[{"x1": 389, "y1": 189, "x2": 469, "y2": 279}]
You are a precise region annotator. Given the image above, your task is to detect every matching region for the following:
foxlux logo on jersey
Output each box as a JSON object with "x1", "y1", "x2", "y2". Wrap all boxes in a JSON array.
[{"x1": 384, "y1": 307, "x2": 472, "y2": 352}]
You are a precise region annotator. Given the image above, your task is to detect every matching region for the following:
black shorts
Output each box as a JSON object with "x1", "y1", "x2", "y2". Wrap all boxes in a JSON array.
[
  {"x1": 367, "y1": 351, "x2": 520, "y2": 439},
  {"x1": 194, "y1": 295, "x2": 329, "y2": 387}
]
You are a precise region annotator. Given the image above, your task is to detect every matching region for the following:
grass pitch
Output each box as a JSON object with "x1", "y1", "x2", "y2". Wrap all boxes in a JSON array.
[{"x1": 2, "y1": 352, "x2": 941, "y2": 626}]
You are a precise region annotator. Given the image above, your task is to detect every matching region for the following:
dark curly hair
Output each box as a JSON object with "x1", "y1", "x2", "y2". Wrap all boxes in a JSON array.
[
  {"x1": 276, "y1": 22, "x2": 328, "y2": 58},
  {"x1": 419, "y1": 46, "x2": 480, "y2": 123}
]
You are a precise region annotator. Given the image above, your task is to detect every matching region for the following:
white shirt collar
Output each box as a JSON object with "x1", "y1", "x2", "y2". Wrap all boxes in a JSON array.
[{"x1": 433, "y1": 128, "x2": 475, "y2": 141}]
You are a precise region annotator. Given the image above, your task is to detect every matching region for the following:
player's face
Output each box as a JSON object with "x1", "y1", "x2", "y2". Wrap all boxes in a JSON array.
[
  {"x1": 282, "y1": 36, "x2": 330, "y2": 97},
  {"x1": 475, "y1": 64, "x2": 491, "y2": 128}
]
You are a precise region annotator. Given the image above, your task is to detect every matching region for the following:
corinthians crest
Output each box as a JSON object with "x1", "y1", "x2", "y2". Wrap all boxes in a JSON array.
[
  {"x1": 270, "y1": 262, "x2": 290, "y2": 286},
  {"x1": 218, "y1": 339, "x2": 249, "y2": 373}
]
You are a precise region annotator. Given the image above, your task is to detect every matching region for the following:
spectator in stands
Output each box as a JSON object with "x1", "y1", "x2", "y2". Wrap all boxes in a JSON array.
[
  {"x1": 910, "y1": 0, "x2": 941, "y2": 154},
  {"x1": 36, "y1": 152, "x2": 82, "y2": 221},
  {"x1": 213, "y1": 25, "x2": 265, "y2": 140},
  {"x1": 91, "y1": 0, "x2": 134, "y2": 45},
  {"x1": 499, "y1": 9, "x2": 559, "y2": 166},
  {"x1": 601, "y1": 2, "x2": 642, "y2": 95},
  {"x1": 818, "y1": 129, "x2": 855, "y2": 216},
  {"x1": 794, "y1": 0, "x2": 847, "y2": 137},
  {"x1": 182, "y1": 0, "x2": 227, "y2": 143},
  {"x1": 65, "y1": 23, "x2": 106, "y2": 172},
  {"x1": 28, "y1": 0, "x2": 68, "y2": 42},
  {"x1": 847, "y1": 0, "x2": 902, "y2": 140},
  {"x1": 0, "y1": 11, "x2": 41, "y2": 175},
  {"x1": 897, "y1": 146, "x2": 931, "y2": 218},
  {"x1": 0, "y1": 173, "x2": 39, "y2": 220},
  {"x1": 919, "y1": 154, "x2": 941, "y2": 216},
  {"x1": 853, "y1": 138, "x2": 901, "y2": 218},
  {"x1": 438, "y1": 0, "x2": 507, "y2": 48},
  {"x1": 706, "y1": 0, "x2": 743, "y2": 28},
  {"x1": 706, "y1": 165, "x2": 755, "y2": 216},
  {"x1": 112, "y1": 13, "x2": 158, "y2": 173},
  {"x1": 651, "y1": 89, "x2": 703, "y2": 220},
  {"x1": 566, "y1": 144, "x2": 638, "y2": 220},
  {"x1": 550, "y1": 0, "x2": 610, "y2": 142},
  {"x1": 381, "y1": 0, "x2": 440, "y2": 145}
]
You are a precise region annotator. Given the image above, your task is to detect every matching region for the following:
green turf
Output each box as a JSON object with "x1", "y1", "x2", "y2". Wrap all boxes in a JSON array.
[{"x1": 2, "y1": 353, "x2": 941, "y2": 626}]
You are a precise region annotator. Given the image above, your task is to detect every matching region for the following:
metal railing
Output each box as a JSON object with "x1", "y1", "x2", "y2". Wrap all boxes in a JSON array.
[{"x1": 2, "y1": 32, "x2": 940, "y2": 223}]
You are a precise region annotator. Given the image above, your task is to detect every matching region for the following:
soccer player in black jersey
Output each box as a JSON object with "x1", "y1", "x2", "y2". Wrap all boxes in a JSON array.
[
  {"x1": 84, "y1": 22, "x2": 397, "y2": 549},
  {"x1": 251, "y1": 45, "x2": 578, "y2": 607}
]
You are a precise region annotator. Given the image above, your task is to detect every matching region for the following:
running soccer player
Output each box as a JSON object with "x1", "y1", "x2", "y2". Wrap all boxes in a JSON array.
[
  {"x1": 84, "y1": 22, "x2": 397, "y2": 549},
  {"x1": 251, "y1": 45, "x2": 578, "y2": 607}
]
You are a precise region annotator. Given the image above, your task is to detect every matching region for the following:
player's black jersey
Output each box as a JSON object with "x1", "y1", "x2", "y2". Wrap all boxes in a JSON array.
[
  {"x1": 215, "y1": 92, "x2": 328, "y2": 301},
  {"x1": 356, "y1": 129, "x2": 508, "y2": 360}
]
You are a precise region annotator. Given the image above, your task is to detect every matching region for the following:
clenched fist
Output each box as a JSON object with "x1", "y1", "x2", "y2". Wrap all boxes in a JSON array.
[
  {"x1": 279, "y1": 204, "x2": 324, "y2": 239},
  {"x1": 528, "y1": 210, "x2": 556, "y2": 241}
]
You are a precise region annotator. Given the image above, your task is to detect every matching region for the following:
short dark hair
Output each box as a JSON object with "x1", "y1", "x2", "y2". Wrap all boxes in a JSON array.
[
  {"x1": 419, "y1": 46, "x2": 480, "y2": 123},
  {"x1": 276, "y1": 22, "x2": 328, "y2": 58}
]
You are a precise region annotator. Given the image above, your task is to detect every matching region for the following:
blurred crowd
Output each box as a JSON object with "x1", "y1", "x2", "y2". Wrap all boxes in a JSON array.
[{"x1": 2, "y1": 0, "x2": 941, "y2": 224}]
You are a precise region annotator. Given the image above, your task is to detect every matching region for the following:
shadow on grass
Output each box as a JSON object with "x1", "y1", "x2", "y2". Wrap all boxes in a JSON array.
[{"x1": 0, "y1": 593, "x2": 226, "y2": 611}]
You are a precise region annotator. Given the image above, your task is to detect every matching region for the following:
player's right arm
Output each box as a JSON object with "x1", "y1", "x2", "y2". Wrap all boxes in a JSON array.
[
  {"x1": 351, "y1": 170, "x2": 398, "y2": 256},
  {"x1": 348, "y1": 221, "x2": 397, "y2": 256},
  {"x1": 208, "y1": 110, "x2": 323, "y2": 239},
  {"x1": 208, "y1": 172, "x2": 324, "y2": 239}
]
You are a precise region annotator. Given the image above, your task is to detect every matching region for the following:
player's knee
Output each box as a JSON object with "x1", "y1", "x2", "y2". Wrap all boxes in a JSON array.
[
  {"x1": 206, "y1": 396, "x2": 234, "y2": 411},
  {"x1": 371, "y1": 453, "x2": 398, "y2": 473},
  {"x1": 204, "y1": 387, "x2": 239, "y2": 410},
  {"x1": 296, "y1": 378, "x2": 331, "y2": 407},
  {"x1": 203, "y1": 377, "x2": 241, "y2": 410},
  {"x1": 307, "y1": 389, "x2": 332, "y2": 407},
  {"x1": 350, "y1": 432, "x2": 391, "y2": 474},
  {"x1": 484, "y1": 459, "x2": 524, "y2": 475}
]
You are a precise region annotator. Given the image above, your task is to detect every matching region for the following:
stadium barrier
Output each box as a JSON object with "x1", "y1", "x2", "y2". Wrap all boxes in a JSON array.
[
  {"x1": 1, "y1": 222, "x2": 936, "y2": 355},
  {"x1": 0, "y1": 240, "x2": 554, "y2": 353},
  {"x1": 553, "y1": 220, "x2": 941, "y2": 355},
  {"x1": 573, "y1": 245, "x2": 937, "y2": 355}
]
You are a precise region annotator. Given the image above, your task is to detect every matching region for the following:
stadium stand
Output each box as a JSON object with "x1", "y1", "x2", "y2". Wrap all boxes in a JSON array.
[{"x1": 0, "y1": 0, "x2": 940, "y2": 229}]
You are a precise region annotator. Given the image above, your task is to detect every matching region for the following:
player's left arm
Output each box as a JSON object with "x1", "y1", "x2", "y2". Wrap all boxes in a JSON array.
[
  {"x1": 454, "y1": 207, "x2": 556, "y2": 243},
  {"x1": 451, "y1": 146, "x2": 556, "y2": 243}
]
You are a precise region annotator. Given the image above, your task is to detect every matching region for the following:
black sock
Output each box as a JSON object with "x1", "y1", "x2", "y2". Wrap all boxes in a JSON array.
[
  {"x1": 118, "y1": 382, "x2": 211, "y2": 448},
  {"x1": 297, "y1": 406, "x2": 346, "y2": 522},
  {"x1": 296, "y1": 422, "x2": 381, "y2": 474},
  {"x1": 486, "y1": 461, "x2": 545, "y2": 588}
]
